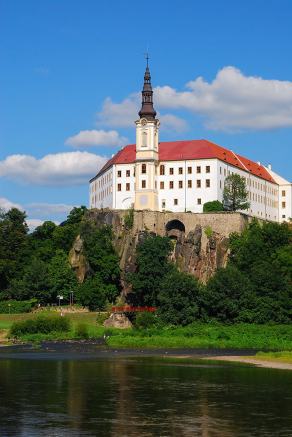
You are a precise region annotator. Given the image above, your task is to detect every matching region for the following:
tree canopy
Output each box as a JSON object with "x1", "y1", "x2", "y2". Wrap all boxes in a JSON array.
[{"x1": 223, "y1": 174, "x2": 250, "y2": 211}]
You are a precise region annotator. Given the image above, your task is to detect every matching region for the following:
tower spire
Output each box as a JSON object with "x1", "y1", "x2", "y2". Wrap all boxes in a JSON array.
[{"x1": 138, "y1": 54, "x2": 157, "y2": 120}]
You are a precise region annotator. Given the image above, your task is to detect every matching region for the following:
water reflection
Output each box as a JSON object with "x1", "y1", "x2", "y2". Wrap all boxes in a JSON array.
[{"x1": 0, "y1": 357, "x2": 292, "y2": 436}]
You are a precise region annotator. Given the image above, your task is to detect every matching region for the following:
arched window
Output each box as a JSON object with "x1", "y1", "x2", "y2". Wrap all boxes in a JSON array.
[
  {"x1": 160, "y1": 165, "x2": 165, "y2": 175},
  {"x1": 142, "y1": 164, "x2": 146, "y2": 174},
  {"x1": 142, "y1": 131, "x2": 147, "y2": 147}
]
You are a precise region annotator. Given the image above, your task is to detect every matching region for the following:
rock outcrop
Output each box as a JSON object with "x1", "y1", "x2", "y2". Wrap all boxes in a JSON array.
[{"x1": 69, "y1": 209, "x2": 250, "y2": 290}]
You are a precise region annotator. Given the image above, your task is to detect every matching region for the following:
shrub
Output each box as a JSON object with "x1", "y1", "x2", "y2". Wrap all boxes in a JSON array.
[
  {"x1": 134, "y1": 312, "x2": 157, "y2": 329},
  {"x1": 75, "y1": 323, "x2": 89, "y2": 339},
  {"x1": 10, "y1": 314, "x2": 71, "y2": 337},
  {"x1": 124, "y1": 208, "x2": 134, "y2": 230},
  {"x1": 203, "y1": 200, "x2": 224, "y2": 212},
  {"x1": 0, "y1": 299, "x2": 37, "y2": 314}
]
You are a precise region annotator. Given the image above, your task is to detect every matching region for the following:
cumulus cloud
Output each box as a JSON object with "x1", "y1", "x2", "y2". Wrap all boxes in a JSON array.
[
  {"x1": 155, "y1": 66, "x2": 292, "y2": 131},
  {"x1": 96, "y1": 94, "x2": 139, "y2": 128},
  {"x1": 26, "y1": 203, "x2": 75, "y2": 217},
  {"x1": 0, "y1": 197, "x2": 23, "y2": 211},
  {"x1": 0, "y1": 151, "x2": 107, "y2": 186},
  {"x1": 65, "y1": 129, "x2": 128, "y2": 148},
  {"x1": 97, "y1": 66, "x2": 292, "y2": 131}
]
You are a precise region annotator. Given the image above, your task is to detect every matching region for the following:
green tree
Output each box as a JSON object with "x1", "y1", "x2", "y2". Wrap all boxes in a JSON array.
[
  {"x1": 0, "y1": 208, "x2": 28, "y2": 291},
  {"x1": 158, "y1": 270, "x2": 200, "y2": 325},
  {"x1": 127, "y1": 234, "x2": 173, "y2": 306},
  {"x1": 48, "y1": 250, "x2": 78, "y2": 302},
  {"x1": 204, "y1": 265, "x2": 255, "y2": 323},
  {"x1": 76, "y1": 274, "x2": 118, "y2": 310},
  {"x1": 223, "y1": 174, "x2": 250, "y2": 211},
  {"x1": 203, "y1": 200, "x2": 224, "y2": 212}
]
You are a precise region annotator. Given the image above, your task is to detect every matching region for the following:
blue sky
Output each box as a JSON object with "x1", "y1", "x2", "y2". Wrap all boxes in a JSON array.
[{"x1": 1, "y1": 0, "x2": 292, "y2": 227}]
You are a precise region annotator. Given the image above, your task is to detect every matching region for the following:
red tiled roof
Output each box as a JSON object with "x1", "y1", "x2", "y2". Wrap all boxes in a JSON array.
[{"x1": 92, "y1": 140, "x2": 275, "y2": 183}]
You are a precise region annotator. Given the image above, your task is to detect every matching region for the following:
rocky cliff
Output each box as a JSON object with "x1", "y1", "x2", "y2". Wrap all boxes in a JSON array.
[{"x1": 69, "y1": 209, "x2": 250, "y2": 290}]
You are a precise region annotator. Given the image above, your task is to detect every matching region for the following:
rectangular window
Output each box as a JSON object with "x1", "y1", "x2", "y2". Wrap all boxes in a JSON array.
[
  {"x1": 126, "y1": 170, "x2": 130, "y2": 177},
  {"x1": 117, "y1": 183, "x2": 121, "y2": 191},
  {"x1": 197, "y1": 166, "x2": 201, "y2": 174},
  {"x1": 179, "y1": 180, "x2": 183, "y2": 189},
  {"x1": 282, "y1": 190, "x2": 286, "y2": 197},
  {"x1": 206, "y1": 179, "x2": 210, "y2": 188},
  {"x1": 160, "y1": 165, "x2": 165, "y2": 175},
  {"x1": 126, "y1": 183, "x2": 130, "y2": 191},
  {"x1": 224, "y1": 169, "x2": 226, "y2": 176},
  {"x1": 282, "y1": 201, "x2": 286, "y2": 208},
  {"x1": 188, "y1": 166, "x2": 192, "y2": 174},
  {"x1": 197, "y1": 198, "x2": 202, "y2": 205},
  {"x1": 220, "y1": 167, "x2": 222, "y2": 175},
  {"x1": 142, "y1": 180, "x2": 146, "y2": 188},
  {"x1": 169, "y1": 181, "x2": 174, "y2": 189},
  {"x1": 206, "y1": 165, "x2": 210, "y2": 173},
  {"x1": 160, "y1": 181, "x2": 164, "y2": 189},
  {"x1": 117, "y1": 170, "x2": 122, "y2": 177},
  {"x1": 174, "y1": 199, "x2": 178, "y2": 205},
  {"x1": 220, "y1": 180, "x2": 222, "y2": 189},
  {"x1": 188, "y1": 180, "x2": 192, "y2": 188},
  {"x1": 179, "y1": 167, "x2": 183, "y2": 174},
  {"x1": 142, "y1": 164, "x2": 146, "y2": 174},
  {"x1": 197, "y1": 180, "x2": 201, "y2": 188},
  {"x1": 162, "y1": 200, "x2": 166, "y2": 209},
  {"x1": 169, "y1": 167, "x2": 174, "y2": 175}
]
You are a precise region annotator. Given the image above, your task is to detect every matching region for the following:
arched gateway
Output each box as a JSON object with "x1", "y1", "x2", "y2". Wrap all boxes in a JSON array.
[{"x1": 165, "y1": 219, "x2": 185, "y2": 240}]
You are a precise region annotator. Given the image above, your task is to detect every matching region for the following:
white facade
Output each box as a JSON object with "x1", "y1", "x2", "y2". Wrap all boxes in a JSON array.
[{"x1": 90, "y1": 154, "x2": 285, "y2": 222}]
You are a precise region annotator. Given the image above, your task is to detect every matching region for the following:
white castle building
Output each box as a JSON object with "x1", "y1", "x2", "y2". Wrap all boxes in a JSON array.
[{"x1": 90, "y1": 64, "x2": 292, "y2": 223}]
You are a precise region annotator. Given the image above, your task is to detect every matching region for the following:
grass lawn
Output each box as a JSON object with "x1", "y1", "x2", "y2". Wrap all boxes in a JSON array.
[{"x1": 255, "y1": 351, "x2": 292, "y2": 363}]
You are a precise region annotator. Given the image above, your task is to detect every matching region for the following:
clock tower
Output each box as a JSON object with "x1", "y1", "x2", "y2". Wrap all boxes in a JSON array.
[{"x1": 134, "y1": 61, "x2": 160, "y2": 210}]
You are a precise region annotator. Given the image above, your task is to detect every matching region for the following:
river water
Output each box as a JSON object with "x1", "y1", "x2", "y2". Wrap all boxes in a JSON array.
[{"x1": 1, "y1": 348, "x2": 292, "y2": 436}]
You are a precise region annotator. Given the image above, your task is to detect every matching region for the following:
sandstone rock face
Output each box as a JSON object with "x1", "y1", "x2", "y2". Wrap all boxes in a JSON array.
[
  {"x1": 68, "y1": 235, "x2": 90, "y2": 283},
  {"x1": 69, "y1": 209, "x2": 250, "y2": 289},
  {"x1": 103, "y1": 313, "x2": 133, "y2": 329}
]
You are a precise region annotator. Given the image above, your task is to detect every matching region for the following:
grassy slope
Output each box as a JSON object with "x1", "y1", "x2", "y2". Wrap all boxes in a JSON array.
[{"x1": 1, "y1": 311, "x2": 292, "y2": 350}]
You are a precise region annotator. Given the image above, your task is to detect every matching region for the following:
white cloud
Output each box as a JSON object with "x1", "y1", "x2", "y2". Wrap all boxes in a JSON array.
[
  {"x1": 65, "y1": 129, "x2": 128, "y2": 148},
  {"x1": 159, "y1": 114, "x2": 188, "y2": 133},
  {"x1": 26, "y1": 203, "x2": 75, "y2": 217},
  {"x1": 0, "y1": 197, "x2": 23, "y2": 211},
  {"x1": 96, "y1": 94, "x2": 139, "y2": 128},
  {"x1": 155, "y1": 66, "x2": 292, "y2": 131},
  {"x1": 0, "y1": 151, "x2": 107, "y2": 186}
]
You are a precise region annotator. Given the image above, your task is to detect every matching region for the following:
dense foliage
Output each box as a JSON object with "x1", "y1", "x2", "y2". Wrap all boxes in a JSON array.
[
  {"x1": 10, "y1": 314, "x2": 71, "y2": 337},
  {"x1": 127, "y1": 221, "x2": 292, "y2": 324},
  {"x1": 203, "y1": 200, "x2": 224, "y2": 212}
]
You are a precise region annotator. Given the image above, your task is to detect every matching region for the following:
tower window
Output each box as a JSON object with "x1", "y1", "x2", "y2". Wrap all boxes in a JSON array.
[
  {"x1": 142, "y1": 164, "x2": 147, "y2": 174},
  {"x1": 160, "y1": 165, "x2": 165, "y2": 175},
  {"x1": 179, "y1": 167, "x2": 183, "y2": 174},
  {"x1": 142, "y1": 180, "x2": 146, "y2": 189},
  {"x1": 142, "y1": 131, "x2": 147, "y2": 147}
]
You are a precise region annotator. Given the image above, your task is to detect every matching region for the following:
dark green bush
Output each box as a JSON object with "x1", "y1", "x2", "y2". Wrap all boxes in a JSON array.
[
  {"x1": 0, "y1": 299, "x2": 37, "y2": 314},
  {"x1": 134, "y1": 312, "x2": 157, "y2": 329},
  {"x1": 10, "y1": 314, "x2": 71, "y2": 337},
  {"x1": 203, "y1": 200, "x2": 224, "y2": 212},
  {"x1": 75, "y1": 322, "x2": 89, "y2": 339}
]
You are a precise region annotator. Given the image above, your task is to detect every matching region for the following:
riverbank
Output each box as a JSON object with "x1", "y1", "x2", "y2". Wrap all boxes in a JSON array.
[
  {"x1": 2, "y1": 312, "x2": 292, "y2": 351},
  {"x1": 203, "y1": 354, "x2": 292, "y2": 370}
]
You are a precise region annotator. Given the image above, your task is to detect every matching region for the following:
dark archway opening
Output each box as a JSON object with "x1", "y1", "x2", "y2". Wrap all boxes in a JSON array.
[{"x1": 165, "y1": 219, "x2": 185, "y2": 233}]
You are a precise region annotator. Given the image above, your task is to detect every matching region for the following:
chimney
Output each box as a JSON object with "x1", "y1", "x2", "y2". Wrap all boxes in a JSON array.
[{"x1": 268, "y1": 164, "x2": 272, "y2": 170}]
